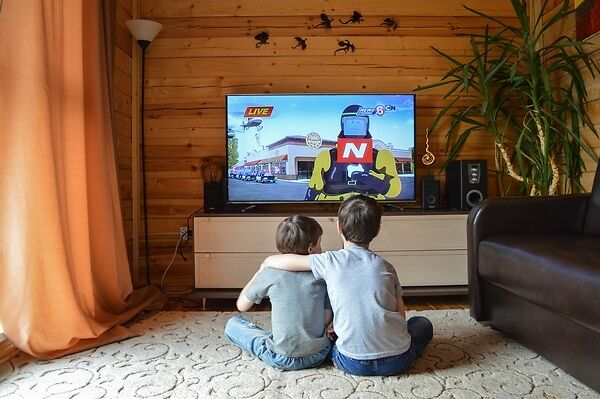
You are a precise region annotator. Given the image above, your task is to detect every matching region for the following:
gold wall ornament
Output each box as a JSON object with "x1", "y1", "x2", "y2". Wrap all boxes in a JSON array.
[{"x1": 422, "y1": 128, "x2": 436, "y2": 166}]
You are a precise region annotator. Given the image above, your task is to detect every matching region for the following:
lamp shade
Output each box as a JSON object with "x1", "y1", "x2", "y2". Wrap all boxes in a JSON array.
[{"x1": 125, "y1": 19, "x2": 162, "y2": 42}]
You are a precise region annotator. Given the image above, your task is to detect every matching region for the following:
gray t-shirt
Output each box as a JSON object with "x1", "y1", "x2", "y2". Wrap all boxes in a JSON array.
[
  {"x1": 245, "y1": 268, "x2": 331, "y2": 357},
  {"x1": 310, "y1": 247, "x2": 411, "y2": 360}
]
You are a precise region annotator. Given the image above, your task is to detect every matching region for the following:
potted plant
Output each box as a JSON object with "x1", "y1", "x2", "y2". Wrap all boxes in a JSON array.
[{"x1": 416, "y1": 0, "x2": 599, "y2": 196}]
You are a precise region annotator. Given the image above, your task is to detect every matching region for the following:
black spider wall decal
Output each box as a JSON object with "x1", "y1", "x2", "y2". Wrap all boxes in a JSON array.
[
  {"x1": 340, "y1": 11, "x2": 363, "y2": 24},
  {"x1": 334, "y1": 40, "x2": 355, "y2": 55},
  {"x1": 314, "y1": 13, "x2": 334, "y2": 29},
  {"x1": 254, "y1": 31, "x2": 270, "y2": 48},
  {"x1": 380, "y1": 17, "x2": 398, "y2": 31},
  {"x1": 292, "y1": 36, "x2": 308, "y2": 50}
]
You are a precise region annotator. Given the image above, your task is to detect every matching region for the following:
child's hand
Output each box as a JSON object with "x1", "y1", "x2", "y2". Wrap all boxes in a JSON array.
[{"x1": 326, "y1": 321, "x2": 337, "y2": 341}]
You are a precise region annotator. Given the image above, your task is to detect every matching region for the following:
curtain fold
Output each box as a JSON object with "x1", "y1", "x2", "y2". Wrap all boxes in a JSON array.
[{"x1": 0, "y1": 0, "x2": 166, "y2": 358}]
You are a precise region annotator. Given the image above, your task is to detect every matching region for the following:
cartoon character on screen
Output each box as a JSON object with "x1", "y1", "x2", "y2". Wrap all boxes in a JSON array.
[{"x1": 305, "y1": 105, "x2": 401, "y2": 201}]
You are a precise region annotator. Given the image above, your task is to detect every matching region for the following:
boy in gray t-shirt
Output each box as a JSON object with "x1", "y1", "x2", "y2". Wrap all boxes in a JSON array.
[
  {"x1": 224, "y1": 215, "x2": 331, "y2": 371},
  {"x1": 261, "y1": 195, "x2": 433, "y2": 376}
]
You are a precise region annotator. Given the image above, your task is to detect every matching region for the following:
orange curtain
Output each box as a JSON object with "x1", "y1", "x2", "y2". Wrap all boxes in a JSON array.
[{"x1": 0, "y1": 1, "x2": 166, "y2": 358}]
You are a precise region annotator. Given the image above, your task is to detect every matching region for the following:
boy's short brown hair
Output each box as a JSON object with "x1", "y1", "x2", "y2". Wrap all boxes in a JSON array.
[
  {"x1": 276, "y1": 215, "x2": 323, "y2": 254},
  {"x1": 337, "y1": 194, "x2": 382, "y2": 245}
]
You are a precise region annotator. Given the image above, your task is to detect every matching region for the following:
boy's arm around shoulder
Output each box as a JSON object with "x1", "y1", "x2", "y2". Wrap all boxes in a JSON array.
[
  {"x1": 236, "y1": 268, "x2": 264, "y2": 312},
  {"x1": 261, "y1": 253, "x2": 311, "y2": 272}
]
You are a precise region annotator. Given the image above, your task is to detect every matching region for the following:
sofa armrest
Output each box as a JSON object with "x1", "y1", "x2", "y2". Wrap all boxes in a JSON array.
[
  {"x1": 469, "y1": 194, "x2": 590, "y2": 241},
  {"x1": 467, "y1": 194, "x2": 590, "y2": 320}
]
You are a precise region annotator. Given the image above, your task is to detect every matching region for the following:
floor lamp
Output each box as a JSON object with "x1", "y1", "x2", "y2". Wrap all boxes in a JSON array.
[{"x1": 125, "y1": 19, "x2": 162, "y2": 286}]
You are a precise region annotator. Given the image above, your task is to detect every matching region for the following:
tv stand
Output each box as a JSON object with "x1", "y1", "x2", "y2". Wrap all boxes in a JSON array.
[{"x1": 193, "y1": 212, "x2": 468, "y2": 296}]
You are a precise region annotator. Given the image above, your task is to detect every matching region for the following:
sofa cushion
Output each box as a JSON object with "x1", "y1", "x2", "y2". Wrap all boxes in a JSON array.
[{"x1": 478, "y1": 235, "x2": 600, "y2": 332}]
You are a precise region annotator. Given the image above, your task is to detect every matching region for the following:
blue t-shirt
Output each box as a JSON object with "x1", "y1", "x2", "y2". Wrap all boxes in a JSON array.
[
  {"x1": 310, "y1": 247, "x2": 411, "y2": 360},
  {"x1": 245, "y1": 268, "x2": 331, "y2": 357}
]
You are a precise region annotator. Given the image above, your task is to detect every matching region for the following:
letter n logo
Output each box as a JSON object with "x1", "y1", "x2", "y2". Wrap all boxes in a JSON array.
[{"x1": 337, "y1": 138, "x2": 373, "y2": 163}]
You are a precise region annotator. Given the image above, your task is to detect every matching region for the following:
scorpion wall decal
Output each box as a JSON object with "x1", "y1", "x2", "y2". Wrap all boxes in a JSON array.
[
  {"x1": 314, "y1": 13, "x2": 334, "y2": 29},
  {"x1": 340, "y1": 11, "x2": 363, "y2": 24},
  {"x1": 334, "y1": 40, "x2": 355, "y2": 55},
  {"x1": 254, "y1": 31, "x2": 270, "y2": 48},
  {"x1": 379, "y1": 17, "x2": 398, "y2": 31},
  {"x1": 292, "y1": 36, "x2": 308, "y2": 50}
]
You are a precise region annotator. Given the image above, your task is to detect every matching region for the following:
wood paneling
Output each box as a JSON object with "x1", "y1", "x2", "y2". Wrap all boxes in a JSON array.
[
  {"x1": 581, "y1": 32, "x2": 600, "y2": 189},
  {"x1": 142, "y1": 0, "x2": 516, "y2": 18},
  {"x1": 148, "y1": 36, "x2": 474, "y2": 58},
  {"x1": 133, "y1": 0, "x2": 519, "y2": 290},
  {"x1": 539, "y1": 1, "x2": 600, "y2": 191},
  {"x1": 151, "y1": 16, "x2": 517, "y2": 39}
]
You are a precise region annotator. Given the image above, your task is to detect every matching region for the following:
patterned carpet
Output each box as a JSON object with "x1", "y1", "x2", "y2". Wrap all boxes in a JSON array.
[{"x1": 0, "y1": 310, "x2": 598, "y2": 398}]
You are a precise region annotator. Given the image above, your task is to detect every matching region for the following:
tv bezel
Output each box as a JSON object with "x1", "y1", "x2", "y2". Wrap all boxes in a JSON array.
[{"x1": 224, "y1": 93, "x2": 417, "y2": 206}]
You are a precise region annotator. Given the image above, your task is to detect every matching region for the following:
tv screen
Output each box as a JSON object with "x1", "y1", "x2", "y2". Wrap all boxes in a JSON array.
[{"x1": 226, "y1": 94, "x2": 416, "y2": 203}]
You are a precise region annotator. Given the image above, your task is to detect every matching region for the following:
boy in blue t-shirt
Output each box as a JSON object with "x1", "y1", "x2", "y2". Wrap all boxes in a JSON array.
[
  {"x1": 224, "y1": 215, "x2": 332, "y2": 371},
  {"x1": 261, "y1": 194, "x2": 433, "y2": 376}
]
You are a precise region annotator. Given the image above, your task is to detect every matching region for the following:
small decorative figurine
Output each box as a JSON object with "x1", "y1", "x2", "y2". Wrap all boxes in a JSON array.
[
  {"x1": 254, "y1": 31, "x2": 269, "y2": 48},
  {"x1": 334, "y1": 39, "x2": 355, "y2": 55},
  {"x1": 340, "y1": 11, "x2": 363, "y2": 24}
]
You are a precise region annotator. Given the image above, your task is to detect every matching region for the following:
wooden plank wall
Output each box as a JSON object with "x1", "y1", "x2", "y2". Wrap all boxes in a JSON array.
[
  {"x1": 582, "y1": 32, "x2": 600, "y2": 190},
  {"x1": 137, "y1": 0, "x2": 520, "y2": 290},
  {"x1": 539, "y1": 0, "x2": 600, "y2": 191},
  {"x1": 114, "y1": 0, "x2": 135, "y2": 274}
]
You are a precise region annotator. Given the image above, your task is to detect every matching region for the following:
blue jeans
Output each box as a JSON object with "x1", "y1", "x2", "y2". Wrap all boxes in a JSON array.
[
  {"x1": 224, "y1": 315, "x2": 331, "y2": 371},
  {"x1": 331, "y1": 316, "x2": 433, "y2": 376}
]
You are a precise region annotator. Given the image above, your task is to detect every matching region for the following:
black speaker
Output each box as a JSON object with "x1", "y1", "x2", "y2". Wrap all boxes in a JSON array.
[
  {"x1": 446, "y1": 160, "x2": 487, "y2": 210},
  {"x1": 421, "y1": 175, "x2": 440, "y2": 210},
  {"x1": 204, "y1": 182, "x2": 223, "y2": 213}
]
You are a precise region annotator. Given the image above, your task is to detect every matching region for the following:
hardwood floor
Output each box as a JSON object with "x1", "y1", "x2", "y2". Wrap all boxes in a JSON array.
[{"x1": 166, "y1": 295, "x2": 469, "y2": 312}]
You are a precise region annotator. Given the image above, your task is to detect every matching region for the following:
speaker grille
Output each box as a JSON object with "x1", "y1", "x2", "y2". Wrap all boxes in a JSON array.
[
  {"x1": 445, "y1": 160, "x2": 487, "y2": 210},
  {"x1": 421, "y1": 175, "x2": 440, "y2": 210},
  {"x1": 204, "y1": 182, "x2": 223, "y2": 213}
]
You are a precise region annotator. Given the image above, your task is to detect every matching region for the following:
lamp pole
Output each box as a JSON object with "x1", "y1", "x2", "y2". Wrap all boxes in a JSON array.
[
  {"x1": 139, "y1": 40, "x2": 150, "y2": 286},
  {"x1": 126, "y1": 20, "x2": 162, "y2": 286}
]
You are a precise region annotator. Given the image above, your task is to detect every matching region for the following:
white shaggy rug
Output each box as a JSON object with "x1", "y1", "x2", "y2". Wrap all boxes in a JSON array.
[{"x1": 0, "y1": 310, "x2": 598, "y2": 398}]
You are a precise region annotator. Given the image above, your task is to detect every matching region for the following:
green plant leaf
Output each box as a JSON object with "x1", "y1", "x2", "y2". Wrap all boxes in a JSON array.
[
  {"x1": 462, "y1": 65, "x2": 470, "y2": 92},
  {"x1": 442, "y1": 126, "x2": 479, "y2": 170},
  {"x1": 420, "y1": 0, "x2": 595, "y2": 195}
]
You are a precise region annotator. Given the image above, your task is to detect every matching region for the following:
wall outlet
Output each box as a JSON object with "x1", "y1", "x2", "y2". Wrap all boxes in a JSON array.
[{"x1": 179, "y1": 226, "x2": 189, "y2": 240}]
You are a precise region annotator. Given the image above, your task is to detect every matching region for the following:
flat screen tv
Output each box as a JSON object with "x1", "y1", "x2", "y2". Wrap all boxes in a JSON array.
[{"x1": 225, "y1": 94, "x2": 416, "y2": 204}]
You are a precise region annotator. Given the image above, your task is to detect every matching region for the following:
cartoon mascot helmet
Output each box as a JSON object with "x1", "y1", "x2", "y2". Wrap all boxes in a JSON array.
[{"x1": 339, "y1": 104, "x2": 372, "y2": 139}]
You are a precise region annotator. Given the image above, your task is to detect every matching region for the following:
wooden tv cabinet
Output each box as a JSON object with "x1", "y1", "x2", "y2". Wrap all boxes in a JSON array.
[{"x1": 193, "y1": 212, "x2": 468, "y2": 297}]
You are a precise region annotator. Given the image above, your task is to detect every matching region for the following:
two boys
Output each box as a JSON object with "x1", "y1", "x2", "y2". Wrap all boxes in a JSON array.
[{"x1": 225, "y1": 194, "x2": 433, "y2": 376}]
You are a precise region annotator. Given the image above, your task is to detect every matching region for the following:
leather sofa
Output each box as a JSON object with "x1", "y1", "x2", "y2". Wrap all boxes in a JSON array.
[{"x1": 467, "y1": 164, "x2": 600, "y2": 392}]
